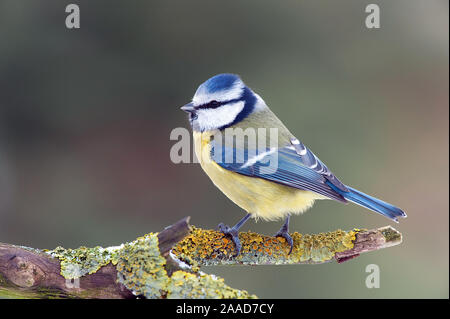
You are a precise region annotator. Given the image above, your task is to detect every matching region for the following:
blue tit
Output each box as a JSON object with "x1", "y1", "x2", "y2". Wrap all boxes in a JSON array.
[{"x1": 181, "y1": 73, "x2": 406, "y2": 255}]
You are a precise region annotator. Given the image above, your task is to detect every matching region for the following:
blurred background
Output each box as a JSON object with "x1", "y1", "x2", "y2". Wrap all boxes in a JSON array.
[{"x1": 0, "y1": 0, "x2": 448, "y2": 298}]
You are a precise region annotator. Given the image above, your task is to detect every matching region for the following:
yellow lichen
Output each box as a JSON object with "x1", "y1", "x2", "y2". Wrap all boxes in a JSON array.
[
  {"x1": 47, "y1": 245, "x2": 121, "y2": 279},
  {"x1": 48, "y1": 230, "x2": 256, "y2": 299},
  {"x1": 46, "y1": 225, "x2": 364, "y2": 298},
  {"x1": 172, "y1": 227, "x2": 361, "y2": 265},
  {"x1": 167, "y1": 271, "x2": 256, "y2": 299},
  {"x1": 115, "y1": 233, "x2": 168, "y2": 298}
]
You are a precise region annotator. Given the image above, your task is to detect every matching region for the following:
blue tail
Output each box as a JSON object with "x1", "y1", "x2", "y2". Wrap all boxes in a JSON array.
[{"x1": 327, "y1": 182, "x2": 407, "y2": 222}]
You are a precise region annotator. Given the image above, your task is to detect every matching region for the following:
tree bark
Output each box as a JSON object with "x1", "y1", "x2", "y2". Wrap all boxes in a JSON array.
[{"x1": 0, "y1": 217, "x2": 402, "y2": 299}]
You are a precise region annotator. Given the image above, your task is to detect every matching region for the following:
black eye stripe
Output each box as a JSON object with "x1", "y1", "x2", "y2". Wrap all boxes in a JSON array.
[
  {"x1": 195, "y1": 96, "x2": 244, "y2": 110},
  {"x1": 197, "y1": 100, "x2": 223, "y2": 109}
]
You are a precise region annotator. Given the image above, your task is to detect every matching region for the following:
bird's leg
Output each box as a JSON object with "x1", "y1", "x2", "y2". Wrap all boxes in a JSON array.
[
  {"x1": 273, "y1": 214, "x2": 294, "y2": 254},
  {"x1": 217, "y1": 213, "x2": 251, "y2": 257}
]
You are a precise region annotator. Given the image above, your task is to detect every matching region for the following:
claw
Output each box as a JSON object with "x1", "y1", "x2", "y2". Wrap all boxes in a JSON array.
[
  {"x1": 274, "y1": 230, "x2": 294, "y2": 255},
  {"x1": 216, "y1": 214, "x2": 251, "y2": 257},
  {"x1": 218, "y1": 223, "x2": 242, "y2": 256},
  {"x1": 274, "y1": 215, "x2": 294, "y2": 254}
]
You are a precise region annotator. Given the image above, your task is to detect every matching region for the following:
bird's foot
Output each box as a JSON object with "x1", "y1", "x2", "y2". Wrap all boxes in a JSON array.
[
  {"x1": 273, "y1": 229, "x2": 294, "y2": 255},
  {"x1": 217, "y1": 223, "x2": 242, "y2": 257}
]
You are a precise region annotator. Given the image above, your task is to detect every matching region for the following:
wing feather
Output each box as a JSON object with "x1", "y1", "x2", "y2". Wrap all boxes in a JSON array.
[{"x1": 211, "y1": 139, "x2": 347, "y2": 202}]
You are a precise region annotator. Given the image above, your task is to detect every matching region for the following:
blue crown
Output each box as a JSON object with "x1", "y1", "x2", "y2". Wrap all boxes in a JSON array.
[{"x1": 202, "y1": 73, "x2": 242, "y2": 93}]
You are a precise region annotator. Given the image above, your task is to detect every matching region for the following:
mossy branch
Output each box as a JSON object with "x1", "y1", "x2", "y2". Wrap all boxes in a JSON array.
[
  {"x1": 0, "y1": 216, "x2": 402, "y2": 299},
  {"x1": 173, "y1": 225, "x2": 402, "y2": 265}
]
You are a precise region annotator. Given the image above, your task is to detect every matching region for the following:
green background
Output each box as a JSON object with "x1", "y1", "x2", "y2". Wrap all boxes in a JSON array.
[{"x1": 0, "y1": 0, "x2": 448, "y2": 298}]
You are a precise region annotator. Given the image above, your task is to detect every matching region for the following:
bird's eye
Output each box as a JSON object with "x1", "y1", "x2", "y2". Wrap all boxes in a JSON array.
[{"x1": 208, "y1": 100, "x2": 220, "y2": 108}]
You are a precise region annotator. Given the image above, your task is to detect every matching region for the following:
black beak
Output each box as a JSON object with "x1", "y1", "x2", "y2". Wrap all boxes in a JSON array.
[{"x1": 180, "y1": 102, "x2": 196, "y2": 113}]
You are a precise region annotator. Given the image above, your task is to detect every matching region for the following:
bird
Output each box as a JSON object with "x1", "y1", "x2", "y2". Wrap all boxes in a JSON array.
[{"x1": 181, "y1": 73, "x2": 406, "y2": 256}]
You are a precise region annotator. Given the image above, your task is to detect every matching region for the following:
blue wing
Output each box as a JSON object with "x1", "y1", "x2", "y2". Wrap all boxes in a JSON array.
[{"x1": 210, "y1": 137, "x2": 348, "y2": 203}]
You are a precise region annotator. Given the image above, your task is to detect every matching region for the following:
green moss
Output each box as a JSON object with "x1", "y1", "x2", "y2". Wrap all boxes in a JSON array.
[
  {"x1": 0, "y1": 287, "x2": 34, "y2": 299},
  {"x1": 115, "y1": 233, "x2": 168, "y2": 298},
  {"x1": 0, "y1": 286, "x2": 72, "y2": 299},
  {"x1": 0, "y1": 273, "x2": 7, "y2": 287},
  {"x1": 381, "y1": 226, "x2": 402, "y2": 243},
  {"x1": 47, "y1": 232, "x2": 255, "y2": 299},
  {"x1": 47, "y1": 245, "x2": 121, "y2": 279},
  {"x1": 35, "y1": 287, "x2": 75, "y2": 299}
]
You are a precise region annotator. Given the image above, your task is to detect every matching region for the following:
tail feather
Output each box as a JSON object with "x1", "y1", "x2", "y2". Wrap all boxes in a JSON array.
[{"x1": 327, "y1": 182, "x2": 407, "y2": 222}]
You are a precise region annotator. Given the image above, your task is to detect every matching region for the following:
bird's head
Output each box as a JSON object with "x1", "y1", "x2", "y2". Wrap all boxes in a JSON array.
[{"x1": 181, "y1": 73, "x2": 266, "y2": 132}]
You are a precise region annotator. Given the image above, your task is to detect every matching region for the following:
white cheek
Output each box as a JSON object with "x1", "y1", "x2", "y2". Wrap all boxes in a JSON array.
[{"x1": 195, "y1": 101, "x2": 245, "y2": 131}]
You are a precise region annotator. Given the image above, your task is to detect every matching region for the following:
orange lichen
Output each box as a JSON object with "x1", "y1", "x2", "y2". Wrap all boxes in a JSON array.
[{"x1": 172, "y1": 226, "x2": 361, "y2": 266}]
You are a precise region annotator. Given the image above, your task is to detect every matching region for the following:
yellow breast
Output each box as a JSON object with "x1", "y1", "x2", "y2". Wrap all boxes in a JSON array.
[{"x1": 193, "y1": 131, "x2": 322, "y2": 221}]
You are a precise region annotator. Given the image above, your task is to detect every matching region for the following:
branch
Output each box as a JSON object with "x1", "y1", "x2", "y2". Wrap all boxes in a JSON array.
[
  {"x1": 0, "y1": 217, "x2": 191, "y2": 299},
  {"x1": 172, "y1": 225, "x2": 402, "y2": 266},
  {"x1": 0, "y1": 217, "x2": 402, "y2": 299}
]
